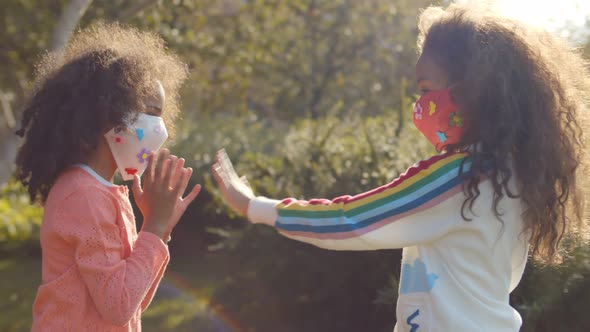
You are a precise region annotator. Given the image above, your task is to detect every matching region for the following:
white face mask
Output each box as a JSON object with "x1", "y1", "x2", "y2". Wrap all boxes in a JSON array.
[{"x1": 105, "y1": 113, "x2": 168, "y2": 181}]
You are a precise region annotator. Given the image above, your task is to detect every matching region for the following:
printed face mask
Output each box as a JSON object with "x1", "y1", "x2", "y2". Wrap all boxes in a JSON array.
[
  {"x1": 105, "y1": 113, "x2": 168, "y2": 181},
  {"x1": 413, "y1": 89, "x2": 465, "y2": 151}
]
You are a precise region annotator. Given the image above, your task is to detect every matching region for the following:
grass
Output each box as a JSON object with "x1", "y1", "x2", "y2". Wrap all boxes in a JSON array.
[
  {"x1": 0, "y1": 254, "x2": 40, "y2": 332},
  {"x1": 0, "y1": 252, "x2": 236, "y2": 332},
  {"x1": 5, "y1": 245, "x2": 589, "y2": 332}
]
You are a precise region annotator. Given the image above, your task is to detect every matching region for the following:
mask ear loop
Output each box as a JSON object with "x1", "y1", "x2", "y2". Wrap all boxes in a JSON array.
[{"x1": 447, "y1": 81, "x2": 465, "y2": 106}]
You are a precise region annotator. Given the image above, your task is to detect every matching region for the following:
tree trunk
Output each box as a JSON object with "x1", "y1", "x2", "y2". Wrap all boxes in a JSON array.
[
  {"x1": 50, "y1": 0, "x2": 93, "y2": 52},
  {"x1": 0, "y1": 90, "x2": 17, "y2": 184},
  {"x1": 0, "y1": 0, "x2": 93, "y2": 185}
]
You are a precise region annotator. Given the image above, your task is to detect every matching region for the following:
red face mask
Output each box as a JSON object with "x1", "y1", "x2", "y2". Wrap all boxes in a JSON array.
[{"x1": 413, "y1": 89, "x2": 465, "y2": 151}]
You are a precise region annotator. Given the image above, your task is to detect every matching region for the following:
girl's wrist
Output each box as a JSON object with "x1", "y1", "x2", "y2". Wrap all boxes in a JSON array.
[
  {"x1": 240, "y1": 201, "x2": 249, "y2": 216},
  {"x1": 142, "y1": 220, "x2": 168, "y2": 240},
  {"x1": 239, "y1": 196, "x2": 252, "y2": 216},
  {"x1": 163, "y1": 229, "x2": 172, "y2": 244},
  {"x1": 246, "y1": 196, "x2": 279, "y2": 226}
]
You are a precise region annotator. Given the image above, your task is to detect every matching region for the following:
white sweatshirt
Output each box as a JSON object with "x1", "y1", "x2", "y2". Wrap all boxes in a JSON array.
[{"x1": 247, "y1": 152, "x2": 529, "y2": 332}]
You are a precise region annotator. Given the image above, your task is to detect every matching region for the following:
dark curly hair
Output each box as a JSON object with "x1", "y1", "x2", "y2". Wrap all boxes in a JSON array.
[
  {"x1": 417, "y1": 4, "x2": 590, "y2": 264},
  {"x1": 15, "y1": 22, "x2": 188, "y2": 204}
]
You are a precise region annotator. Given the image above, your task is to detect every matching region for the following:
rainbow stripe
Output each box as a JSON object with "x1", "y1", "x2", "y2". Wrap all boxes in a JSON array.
[{"x1": 275, "y1": 152, "x2": 470, "y2": 239}]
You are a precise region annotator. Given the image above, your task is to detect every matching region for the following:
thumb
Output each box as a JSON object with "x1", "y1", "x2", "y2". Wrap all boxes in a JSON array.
[
  {"x1": 240, "y1": 175, "x2": 250, "y2": 187},
  {"x1": 240, "y1": 175, "x2": 254, "y2": 197},
  {"x1": 132, "y1": 174, "x2": 143, "y2": 198}
]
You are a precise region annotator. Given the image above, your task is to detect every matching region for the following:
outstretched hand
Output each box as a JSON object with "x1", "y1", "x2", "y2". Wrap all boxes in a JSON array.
[
  {"x1": 132, "y1": 148, "x2": 201, "y2": 241},
  {"x1": 211, "y1": 149, "x2": 254, "y2": 216}
]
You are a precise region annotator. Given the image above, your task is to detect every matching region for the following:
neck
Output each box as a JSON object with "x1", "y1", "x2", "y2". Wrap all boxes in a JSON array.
[{"x1": 84, "y1": 143, "x2": 117, "y2": 183}]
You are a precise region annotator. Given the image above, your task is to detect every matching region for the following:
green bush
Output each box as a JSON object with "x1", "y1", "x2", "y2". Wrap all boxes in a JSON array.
[
  {"x1": 0, "y1": 181, "x2": 43, "y2": 252},
  {"x1": 172, "y1": 108, "x2": 432, "y2": 213},
  {"x1": 168, "y1": 111, "x2": 433, "y2": 331},
  {"x1": 170, "y1": 111, "x2": 590, "y2": 331},
  {"x1": 238, "y1": 113, "x2": 433, "y2": 199},
  {"x1": 512, "y1": 244, "x2": 590, "y2": 332}
]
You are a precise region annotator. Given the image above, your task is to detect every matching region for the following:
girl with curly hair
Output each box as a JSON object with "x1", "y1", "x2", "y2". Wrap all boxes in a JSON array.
[
  {"x1": 15, "y1": 23, "x2": 201, "y2": 331},
  {"x1": 212, "y1": 3, "x2": 589, "y2": 331}
]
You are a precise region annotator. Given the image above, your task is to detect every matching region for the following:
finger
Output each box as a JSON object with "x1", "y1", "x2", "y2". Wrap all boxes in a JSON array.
[
  {"x1": 240, "y1": 175, "x2": 250, "y2": 187},
  {"x1": 161, "y1": 158, "x2": 174, "y2": 187},
  {"x1": 182, "y1": 183, "x2": 202, "y2": 206},
  {"x1": 131, "y1": 174, "x2": 143, "y2": 198},
  {"x1": 239, "y1": 175, "x2": 255, "y2": 197},
  {"x1": 217, "y1": 162, "x2": 233, "y2": 187},
  {"x1": 154, "y1": 148, "x2": 170, "y2": 180},
  {"x1": 160, "y1": 154, "x2": 176, "y2": 183},
  {"x1": 215, "y1": 148, "x2": 230, "y2": 166},
  {"x1": 145, "y1": 152, "x2": 155, "y2": 185},
  {"x1": 217, "y1": 149, "x2": 233, "y2": 174},
  {"x1": 174, "y1": 167, "x2": 192, "y2": 198},
  {"x1": 215, "y1": 148, "x2": 226, "y2": 161},
  {"x1": 218, "y1": 150, "x2": 240, "y2": 183},
  {"x1": 211, "y1": 163, "x2": 229, "y2": 188},
  {"x1": 163, "y1": 155, "x2": 179, "y2": 186},
  {"x1": 170, "y1": 158, "x2": 185, "y2": 189}
]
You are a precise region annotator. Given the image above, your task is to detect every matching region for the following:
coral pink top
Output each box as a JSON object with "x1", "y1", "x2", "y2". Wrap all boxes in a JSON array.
[{"x1": 32, "y1": 166, "x2": 169, "y2": 331}]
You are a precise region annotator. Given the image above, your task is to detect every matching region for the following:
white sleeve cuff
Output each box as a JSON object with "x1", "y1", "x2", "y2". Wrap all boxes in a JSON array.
[{"x1": 247, "y1": 196, "x2": 280, "y2": 226}]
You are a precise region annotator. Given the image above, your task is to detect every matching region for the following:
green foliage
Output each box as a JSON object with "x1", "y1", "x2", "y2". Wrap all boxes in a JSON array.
[
  {"x1": 170, "y1": 96, "x2": 432, "y2": 217},
  {"x1": 165, "y1": 110, "x2": 430, "y2": 331},
  {"x1": 0, "y1": 0, "x2": 68, "y2": 99},
  {"x1": 0, "y1": 182, "x2": 43, "y2": 252},
  {"x1": 171, "y1": 110, "x2": 590, "y2": 331},
  {"x1": 0, "y1": 256, "x2": 40, "y2": 332},
  {"x1": 512, "y1": 245, "x2": 590, "y2": 332},
  {"x1": 142, "y1": 298, "x2": 212, "y2": 332},
  {"x1": 1, "y1": 0, "x2": 590, "y2": 331},
  {"x1": 200, "y1": 225, "x2": 400, "y2": 332},
  {"x1": 239, "y1": 113, "x2": 432, "y2": 199},
  {"x1": 86, "y1": 0, "x2": 432, "y2": 122}
]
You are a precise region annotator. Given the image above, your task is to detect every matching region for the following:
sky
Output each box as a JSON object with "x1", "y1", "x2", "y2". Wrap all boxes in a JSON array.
[{"x1": 457, "y1": 0, "x2": 590, "y2": 43}]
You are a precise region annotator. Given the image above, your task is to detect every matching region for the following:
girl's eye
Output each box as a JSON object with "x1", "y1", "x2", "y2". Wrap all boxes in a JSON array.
[{"x1": 144, "y1": 104, "x2": 163, "y2": 117}]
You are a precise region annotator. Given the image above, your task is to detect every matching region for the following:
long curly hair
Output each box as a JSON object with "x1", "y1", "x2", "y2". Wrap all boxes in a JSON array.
[
  {"x1": 15, "y1": 22, "x2": 188, "y2": 204},
  {"x1": 417, "y1": 3, "x2": 589, "y2": 264}
]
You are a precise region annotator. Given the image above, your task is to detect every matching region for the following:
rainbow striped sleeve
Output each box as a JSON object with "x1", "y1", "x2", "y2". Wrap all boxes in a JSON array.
[{"x1": 270, "y1": 152, "x2": 471, "y2": 250}]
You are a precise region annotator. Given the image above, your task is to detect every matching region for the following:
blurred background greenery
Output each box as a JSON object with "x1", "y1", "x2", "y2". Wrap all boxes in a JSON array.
[{"x1": 1, "y1": 0, "x2": 590, "y2": 331}]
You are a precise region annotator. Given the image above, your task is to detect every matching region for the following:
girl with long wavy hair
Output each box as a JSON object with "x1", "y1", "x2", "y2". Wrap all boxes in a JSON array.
[
  {"x1": 16, "y1": 23, "x2": 201, "y2": 331},
  {"x1": 211, "y1": 2, "x2": 589, "y2": 331}
]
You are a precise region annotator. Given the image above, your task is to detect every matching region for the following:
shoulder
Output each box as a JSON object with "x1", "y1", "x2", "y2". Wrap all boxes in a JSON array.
[
  {"x1": 409, "y1": 151, "x2": 470, "y2": 174},
  {"x1": 51, "y1": 187, "x2": 123, "y2": 242},
  {"x1": 389, "y1": 151, "x2": 470, "y2": 190},
  {"x1": 45, "y1": 168, "x2": 122, "y2": 225},
  {"x1": 48, "y1": 167, "x2": 117, "y2": 202}
]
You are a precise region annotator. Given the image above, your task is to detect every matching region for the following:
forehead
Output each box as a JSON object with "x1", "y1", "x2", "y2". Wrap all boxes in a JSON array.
[{"x1": 142, "y1": 80, "x2": 165, "y2": 111}]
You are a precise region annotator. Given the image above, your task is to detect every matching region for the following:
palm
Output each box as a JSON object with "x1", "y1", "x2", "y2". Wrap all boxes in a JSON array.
[
  {"x1": 211, "y1": 149, "x2": 254, "y2": 216},
  {"x1": 169, "y1": 195, "x2": 193, "y2": 229},
  {"x1": 132, "y1": 150, "x2": 202, "y2": 240}
]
